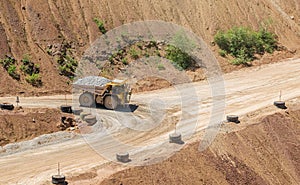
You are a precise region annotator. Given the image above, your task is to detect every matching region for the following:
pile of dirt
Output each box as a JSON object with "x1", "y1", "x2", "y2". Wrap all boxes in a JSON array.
[
  {"x1": 100, "y1": 107, "x2": 300, "y2": 185},
  {"x1": 0, "y1": 0, "x2": 300, "y2": 95},
  {"x1": 0, "y1": 107, "x2": 72, "y2": 146}
]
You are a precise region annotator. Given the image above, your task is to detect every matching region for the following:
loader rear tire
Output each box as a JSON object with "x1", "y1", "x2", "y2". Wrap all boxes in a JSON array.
[
  {"x1": 104, "y1": 95, "x2": 118, "y2": 110},
  {"x1": 79, "y1": 92, "x2": 94, "y2": 107}
]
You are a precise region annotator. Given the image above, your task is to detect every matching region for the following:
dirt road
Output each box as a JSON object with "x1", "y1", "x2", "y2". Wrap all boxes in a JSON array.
[{"x1": 0, "y1": 58, "x2": 300, "y2": 184}]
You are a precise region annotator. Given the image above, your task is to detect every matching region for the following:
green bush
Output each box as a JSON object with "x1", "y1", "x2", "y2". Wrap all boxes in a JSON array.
[
  {"x1": 156, "y1": 50, "x2": 161, "y2": 57},
  {"x1": 256, "y1": 29, "x2": 277, "y2": 53},
  {"x1": 93, "y1": 18, "x2": 107, "y2": 34},
  {"x1": 170, "y1": 30, "x2": 196, "y2": 52},
  {"x1": 22, "y1": 54, "x2": 31, "y2": 65},
  {"x1": 0, "y1": 56, "x2": 20, "y2": 80},
  {"x1": 56, "y1": 44, "x2": 78, "y2": 79},
  {"x1": 164, "y1": 30, "x2": 195, "y2": 70},
  {"x1": 20, "y1": 63, "x2": 40, "y2": 75},
  {"x1": 108, "y1": 55, "x2": 114, "y2": 62},
  {"x1": 165, "y1": 45, "x2": 192, "y2": 70},
  {"x1": 129, "y1": 48, "x2": 140, "y2": 59},
  {"x1": 218, "y1": 50, "x2": 227, "y2": 57},
  {"x1": 58, "y1": 54, "x2": 78, "y2": 79},
  {"x1": 0, "y1": 56, "x2": 16, "y2": 70},
  {"x1": 7, "y1": 65, "x2": 20, "y2": 80},
  {"x1": 157, "y1": 63, "x2": 165, "y2": 70},
  {"x1": 230, "y1": 48, "x2": 251, "y2": 65},
  {"x1": 21, "y1": 55, "x2": 40, "y2": 75},
  {"x1": 20, "y1": 54, "x2": 42, "y2": 86},
  {"x1": 20, "y1": 65, "x2": 26, "y2": 73},
  {"x1": 25, "y1": 73, "x2": 42, "y2": 87},
  {"x1": 144, "y1": 53, "x2": 150, "y2": 58},
  {"x1": 121, "y1": 58, "x2": 128, "y2": 65},
  {"x1": 214, "y1": 27, "x2": 277, "y2": 65}
]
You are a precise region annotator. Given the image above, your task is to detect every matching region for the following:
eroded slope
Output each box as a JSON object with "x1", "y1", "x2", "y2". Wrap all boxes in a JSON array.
[
  {"x1": 101, "y1": 107, "x2": 300, "y2": 185},
  {"x1": 0, "y1": 0, "x2": 300, "y2": 95}
]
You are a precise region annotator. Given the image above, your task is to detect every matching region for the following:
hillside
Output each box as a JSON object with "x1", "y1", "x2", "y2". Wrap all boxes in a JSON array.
[
  {"x1": 100, "y1": 105, "x2": 300, "y2": 185},
  {"x1": 0, "y1": 0, "x2": 300, "y2": 96}
]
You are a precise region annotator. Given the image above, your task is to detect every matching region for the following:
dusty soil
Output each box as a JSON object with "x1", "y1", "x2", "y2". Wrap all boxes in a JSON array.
[
  {"x1": 0, "y1": 0, "x2": 300, "y2": 96},
  {"x1": 100, "y1": 105, "x2": 300, "y2": 185},
  {"x1": 0, "y1": 59, "x2": 299, "y2": 184},
  {"x1": 0, "y1": 107, "x2": 70, "y2": 146}
]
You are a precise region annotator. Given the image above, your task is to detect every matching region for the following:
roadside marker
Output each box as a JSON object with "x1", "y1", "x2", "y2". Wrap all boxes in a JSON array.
[
  {"x1": 58, "y1": 162, "x2": 60, "y2": 175},
  {"x1": 279, "y1": 90, "x2": 282, "y2": 101},
  {"x1": 65, "y1": 94, "x2": 67, "y2": 105}
]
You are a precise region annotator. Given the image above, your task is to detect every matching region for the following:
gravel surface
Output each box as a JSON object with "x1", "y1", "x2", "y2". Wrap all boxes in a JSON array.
[
  {"x1": 74, "y1": 76, "x2": 111, "y2": 87},
  {"x1": 0, "y1": 132, "x2": 79, "y2": 156}
]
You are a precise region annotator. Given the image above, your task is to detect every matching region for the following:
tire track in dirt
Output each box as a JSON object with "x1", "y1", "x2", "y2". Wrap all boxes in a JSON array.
[
  {"x1": 0, "y1": 0, "x2": 27, "y2": 56},
  {"x1": 77, "y1": 0, "x2": 91, "y2": 44},
  {"x1": 59, "y1": 0, "x2": 76, "y2": 39},
  {"x1": 265, "y1": 127, "x2": 299, "y2": 183},
  {"x1": 47, "y1": 0, "x2": 72, "y2": 41},
  {"x1": 260, "y1": 115, "x2": 299, "y2": 183},
  {"x1": 169, "y1": 1, "x2": 191, "y2": 29},
  {"x1": 0, "y1": 3, "x2": 12, "y2": 57},
  {"x1": 20, "y1": 0, "x2": 46, "y2": 56},
  {"x1": 80, "y1": 0, "x2": 103, "y2": 44}
]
